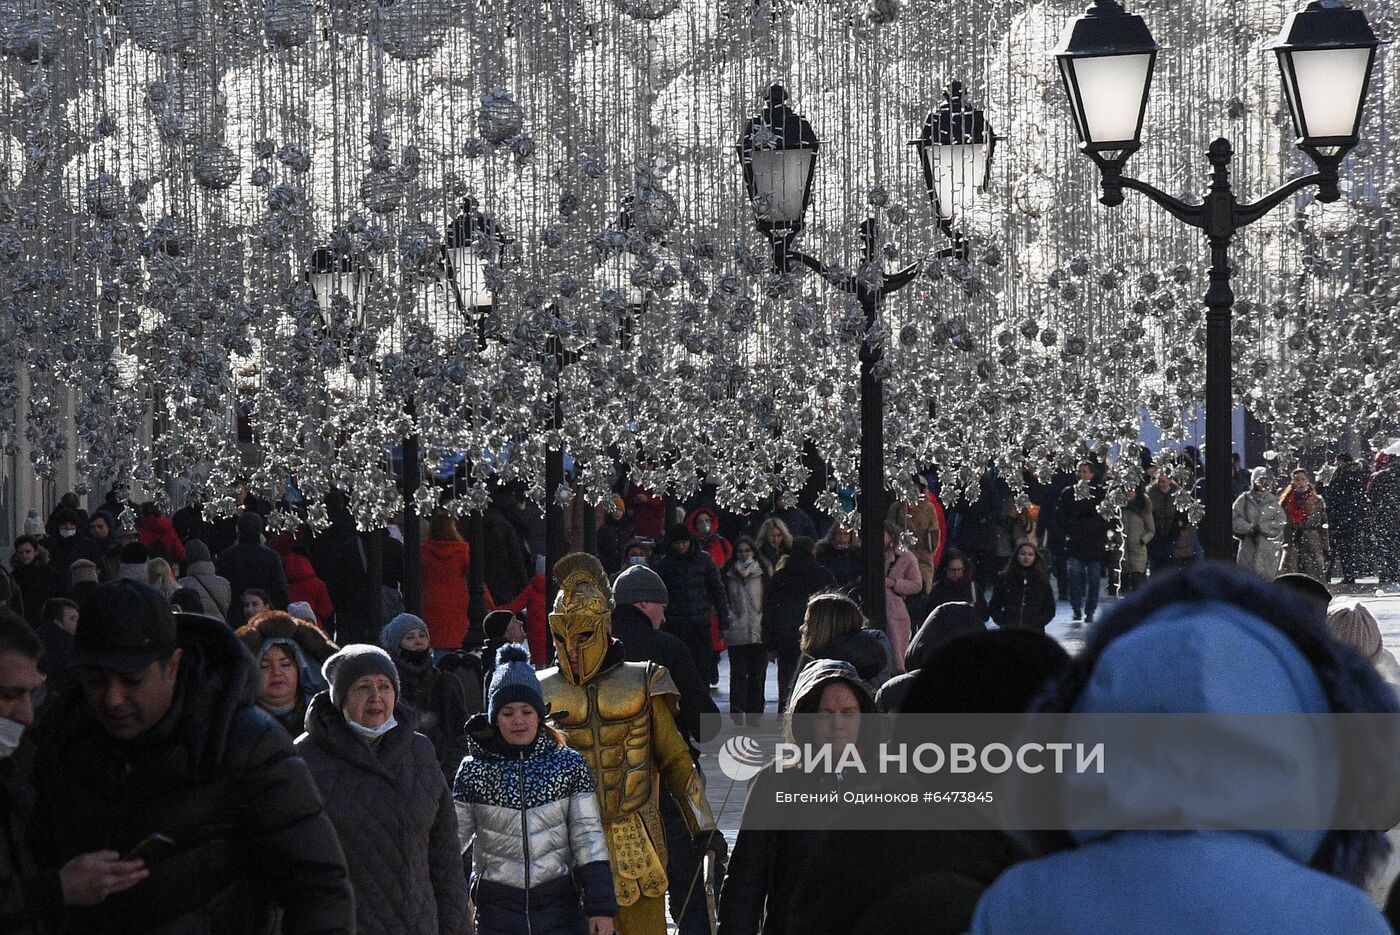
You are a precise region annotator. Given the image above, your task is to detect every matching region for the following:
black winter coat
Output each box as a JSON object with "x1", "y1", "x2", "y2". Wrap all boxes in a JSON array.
[
  {"x1": 0, "y1": 738, "x2": 60, "y2": 934},
  {"x1": 652, "y1": 548, "x2": 731, "y2": 634},
  {"x1": 296, "y1": 696, "x2": 470, "y2": 935},
  {"x1": 1326, "y1": 462, "x2": 1369, "y2": 530},
  {"x1": 798, "y1": 629, "x2": 889, "y2": 685},
  {"x1": 9, "y1": 564, "x2": 60, "y2": 630},
  {"x1": 813, "y1": 544, "x2": 862, "y2": 594},
  {"x1": 30, "y1": 614, "x2": 353, "y2": 935},
  {"x1": 44, "y1": 536, "x2": 103, "y2": 592},
  {"x1": 611, "y1": 604, "x2": 719, "y2": 744},
  {"x1": 762, "y1": 557, "x2": 835, "y2": 655},
  {"x1": 215, "y1": 539, "x2": 289, "y2": 626},
  {"x1": 393, "y1": 653, "x2": 469, "y2": 781},
  {"x1": 481, "y1": 506, "x2": 530, "y2": 605},
  {"x1": 793, "y1": 823, "x2": 1025, "y2": 935},
  {"x1": 1057, "y1": 485, "x2": 1110, "y2": 563},
  {"x1": 986, "y1": 568, "x2": 1056, "y2": 631}
]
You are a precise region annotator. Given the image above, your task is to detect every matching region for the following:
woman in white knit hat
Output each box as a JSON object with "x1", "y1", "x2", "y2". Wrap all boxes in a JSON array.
[{"x1": 1326, "y1": 599, "x2": 1400, "y2": 688}]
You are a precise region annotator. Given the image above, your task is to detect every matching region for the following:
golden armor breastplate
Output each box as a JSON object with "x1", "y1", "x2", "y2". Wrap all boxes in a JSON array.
[{"x1": 541, "y1": 660, "x2": 657, "y2": 821}]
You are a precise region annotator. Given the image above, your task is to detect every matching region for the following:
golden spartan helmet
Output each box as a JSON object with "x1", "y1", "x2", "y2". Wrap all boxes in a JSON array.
[{"x1": 549, "y1": 552, "x2": 615, "y2": 685}]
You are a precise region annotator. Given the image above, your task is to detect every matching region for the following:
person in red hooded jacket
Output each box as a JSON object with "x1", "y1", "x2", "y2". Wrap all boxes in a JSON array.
[
  {"x1": 422, "y1": 511, "x2": 474, "y2": 651},
  {"x1": 137, "y1": 502, "x2": 186, "y2": 566},
  {"x1": 504, "y1": 555, "x2": 550, "y2": 663},
  {"x1": 283, "y1": 549, "x2": 335, "y2": 626}
]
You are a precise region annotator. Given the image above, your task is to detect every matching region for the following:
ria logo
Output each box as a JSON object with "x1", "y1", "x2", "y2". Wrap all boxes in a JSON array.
[{"x1": 717, "y1": 735, "x2": 767, "y2": 782}]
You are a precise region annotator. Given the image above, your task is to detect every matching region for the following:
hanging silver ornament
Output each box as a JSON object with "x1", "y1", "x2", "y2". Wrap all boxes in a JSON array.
[
  {"x1": 192, "y1": 145, "x2": 240, "y2": 190},
  {"x1": 265, "y1": 0, "x2": 314, "y2": 48},
  {"x1": 122, "y1": 0, "x2": 201, "y2": 52},
  {"x1": 85, "y1": 173, "x2": 125, "y2": 218},
  {"x1": 374, "y1": 0, "x2": 448, "y2": 59},
  {"x1": 478, "y1": 91, "x2": 524, "y2": 144},
  {"x1": 360, "y1": 169, "x2": 403, "y2": 214}
]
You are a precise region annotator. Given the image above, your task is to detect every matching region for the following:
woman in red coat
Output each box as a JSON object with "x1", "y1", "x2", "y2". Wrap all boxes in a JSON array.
[
  {"x1": 283, "y1": 551, "x2": 335, "y2": 625},
  {"x1": 137, "y1": 503, "x2": 186, "y2": 566},
  {"x1": 421, "y1": 511, "x2": 473, "y2": 651},
  {"x1": 504, "y1": 555, "x2": 550, "y2": 663}
]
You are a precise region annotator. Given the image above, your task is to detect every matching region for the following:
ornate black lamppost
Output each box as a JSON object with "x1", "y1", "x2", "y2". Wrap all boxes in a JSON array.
[
  {"x1": 1053, "y1": 0, "x2": 1380, "y2": 560},
  {"x1": 737, "y1": 82, "x2": 995, "y2": 630}
]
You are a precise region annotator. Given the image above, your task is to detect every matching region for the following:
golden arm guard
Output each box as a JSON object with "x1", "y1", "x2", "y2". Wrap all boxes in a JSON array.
[{"x1": 651, "y1": 692, "x2": 717, "y2": 838}]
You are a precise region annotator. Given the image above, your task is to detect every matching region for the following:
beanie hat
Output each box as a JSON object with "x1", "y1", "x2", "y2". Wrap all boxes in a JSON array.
[
  {"x1": 613, "y1": 564, "x2": 668, "y2": 606},
  {"x1": 380, "y1": 612, "x2": 428, "y2": 653},
  {"x1": 488, "y1": 643, "x2": 546, "y2": 723},
  {"x1": 183, "y1": 539, "x2": 212, "y2": 564},
  {"x1": 69, "y1": 559, "x2": 99, "y2": 585},
  {"x1": 322, "y1": 644, "x2": 400, "y2": 709},
  {"x1": 287, "y1": 601, "x2": 317, "y2": 625},
  {"x1": 118, "y1": 543, "x2": 149, "y2": 581},
  {"x1": 483, "y1": 610, "x2": 517, "y2": 643},
  {"x1": 23, "y1": 511, "x2": 42, "y2": 537},
  {"x1": 1327, "y1": 599, "x2": 1382, "y2": 662},
  {"x1": 667, "y1": 523, "x2": 693, "y2": 544}
]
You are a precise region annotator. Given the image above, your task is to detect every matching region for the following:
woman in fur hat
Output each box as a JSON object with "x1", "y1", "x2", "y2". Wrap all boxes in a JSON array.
[{"x1": 236, "y1": 610, "x2": 339, "y2": 735}]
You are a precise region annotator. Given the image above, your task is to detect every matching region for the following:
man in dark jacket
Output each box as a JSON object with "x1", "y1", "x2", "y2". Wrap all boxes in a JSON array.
[
  {"x1": 652, "y1": 525, "x2": 731, "y2": 688},
  {"x1": 29, "y1": 581, "x2": 353, "y2": 934},
  {"x1": 0, "y1": 608, "x2": 161, "y2": 931},
  {"x1": 610, "y1": 564, "x2": 719, "y2": 935},
  {"x1": 1057, "y1": 461, "x2": 1109, "y2": 625},
  {"x1": 1323, "y1": 453, "x2": 1369, "y2": 584},
  {"x1": 481, "y1": 491, "x2": 530, "y2": 605},
  {"x1": 215, "y1": 511, "x2": 290, "y2": 627}
]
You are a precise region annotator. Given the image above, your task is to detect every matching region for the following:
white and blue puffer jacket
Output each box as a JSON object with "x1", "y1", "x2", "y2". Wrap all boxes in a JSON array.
[{"x1": 453, "y1": 714, "x2": 617, "y2": 929}]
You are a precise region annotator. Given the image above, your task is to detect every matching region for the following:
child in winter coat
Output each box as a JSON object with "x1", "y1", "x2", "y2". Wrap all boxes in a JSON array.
[{"x1": 453, "y1": 645, "x2": 619, "y2": 935}]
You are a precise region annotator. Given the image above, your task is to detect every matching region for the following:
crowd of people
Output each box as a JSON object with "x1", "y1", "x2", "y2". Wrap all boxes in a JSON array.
[{"x1": 0, "y1": 445, "x2": 1397, "y2": 932}]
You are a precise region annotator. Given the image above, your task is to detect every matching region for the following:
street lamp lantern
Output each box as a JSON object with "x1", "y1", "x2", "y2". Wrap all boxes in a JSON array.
[
  {"x1": 444, "y1": 197, "x2": 509, "y2": 348},
  {"x1": 444, "y1": 197, "x2": 505, "y2": 308},
  {"x1": 1270, "y1": 0, "x2": 1381, "y2": 161},
  {"x1": 305, "y1": 246, "x2": 372, "y2": 331},
  {"x1": 736, "y1": 84, "x2": 820, "y2": 237},
  {"x1": 1052, "y1": 0, "x2": 1158, "y2": 171},
  {"x1": 914, "y1": 81, "x2": 997, "y2": 222}
]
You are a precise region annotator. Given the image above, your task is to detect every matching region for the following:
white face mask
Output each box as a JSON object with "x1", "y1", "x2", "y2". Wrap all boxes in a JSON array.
[
  {"x1": 344, "y1": 712, "x2": 397, "y2": 739},
  {"x1": 0, "y1": 716, "x2": 25, "y2": 759},
  {"x1": 59, "y1": 527, "x2": 76, "y2": 538},
  {"x1": 628, "y1": 555, "x2": 647, "y2": 566},
  {"x1": 696, "y1": 517, "x2": 712, "y2": 534},
  {"x1": 737, "y1": 556, "x2": 757, "y2": 570}
]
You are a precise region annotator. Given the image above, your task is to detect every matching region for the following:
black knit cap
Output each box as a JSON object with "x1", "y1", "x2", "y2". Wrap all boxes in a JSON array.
[{"x1": 73, "y1": 579, "x2": 178, "y2": 674}]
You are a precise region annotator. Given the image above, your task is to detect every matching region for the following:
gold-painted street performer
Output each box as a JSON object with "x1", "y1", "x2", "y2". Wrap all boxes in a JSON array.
[{"x1": 540, "y1": 553, "x2": 724, "y2": 934}]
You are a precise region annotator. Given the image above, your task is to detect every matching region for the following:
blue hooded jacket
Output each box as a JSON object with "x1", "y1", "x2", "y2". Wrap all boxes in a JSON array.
[{"x1": 971, "y1": 566, "x2": 1398, "y2": 934}]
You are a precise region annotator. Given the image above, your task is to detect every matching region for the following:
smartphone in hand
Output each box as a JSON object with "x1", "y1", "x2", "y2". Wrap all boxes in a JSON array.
[{"x1": 121, "y1": 833, "x2": 175, "y2": 864}]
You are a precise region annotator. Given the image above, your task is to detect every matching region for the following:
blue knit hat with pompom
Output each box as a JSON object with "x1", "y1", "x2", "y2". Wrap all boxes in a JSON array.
[{"x1": 488, "y1": 643, "x2": 546, "y2": 723}]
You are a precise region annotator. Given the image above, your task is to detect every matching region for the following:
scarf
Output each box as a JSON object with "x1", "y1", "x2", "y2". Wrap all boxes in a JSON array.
[{"x1": 1284, "y1": 488, "x2": 1312, "y2": 526}]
